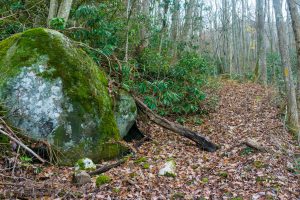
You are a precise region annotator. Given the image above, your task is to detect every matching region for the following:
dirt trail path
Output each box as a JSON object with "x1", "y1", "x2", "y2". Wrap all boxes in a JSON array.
[
  {"x1": 94, "y1": 80, "x2": 299, "y2": 199},
  {"x1": 1, "y1": 80, "x2": 299, "y2": 199}
]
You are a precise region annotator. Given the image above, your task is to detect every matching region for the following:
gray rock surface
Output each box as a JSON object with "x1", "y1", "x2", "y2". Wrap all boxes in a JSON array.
[{"x1": 74, "y1": 171, "x2": 91, "y2": 185}]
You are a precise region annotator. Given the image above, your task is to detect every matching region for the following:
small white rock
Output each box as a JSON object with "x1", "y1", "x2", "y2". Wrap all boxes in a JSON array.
[
  {"x1": 74, "y1": 158, "x2": 96, "y2": 172},
  {"x1": 159, "y1": 160, "x2": 176, "y2": 177}
]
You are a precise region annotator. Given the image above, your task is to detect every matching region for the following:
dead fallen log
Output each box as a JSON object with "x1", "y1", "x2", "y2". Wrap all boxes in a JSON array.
[
  {"x1": 134, "y1": 136, "x2": 151, "y2": 148},
  {"x1": 134, "y1": 97, "x2": 218, "y2": 152},
  {"x1": 243, "y1": 138, "x2": 268, "y2": 152},
  {"x1": 88, "y1": 159, "x2": 126, "y2": 176}
]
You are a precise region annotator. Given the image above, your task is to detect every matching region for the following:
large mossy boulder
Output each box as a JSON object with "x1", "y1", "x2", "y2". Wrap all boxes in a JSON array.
[{"x1": 0, "y1": 28, "x2": 134, "y2": 165}]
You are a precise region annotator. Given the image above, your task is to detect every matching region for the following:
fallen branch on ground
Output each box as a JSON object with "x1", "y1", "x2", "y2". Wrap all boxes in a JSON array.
[
  {"x1": 134, "y1": 96, "x2": 218, "y2": 152},
  {"x1": 243, "y1": 138, "x2": 268, "y2": 152},
  {"x1": 0, "y1": 128, "x2": 46, "y2": 163},
  {"x1": 88, "y1": 159, "x2": 126, "y2": 176},
  {"x1": 134, "y1": 136, "x2": 151, "y2": 148}
]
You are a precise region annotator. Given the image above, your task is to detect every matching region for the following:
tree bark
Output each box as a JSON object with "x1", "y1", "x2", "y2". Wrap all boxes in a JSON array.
[
  {"x1": 57, "y1": 0, "x2": 73, "y2": 25},
  {"x1": 170, "y1": 0, "x2": 180, "y2": 58},
  {"x1": 231, "y1": 0, "x2": 240, "y2": 74},
  {"x1": 140, "y1": 0, "x2": 150, "y2": 49},
  {"x1": 287, "y1": 0, "x2": 300, "y2": 111},
  {"x1": 222, "y1": 0, "x2": 230, "y2": 74},
  {"x1": 158, "y1": 0, "x2": 169, "y2": 55},
  {"x1": 134, "y1": 97, "x2": 218, "y2": 152},
  {"x1": 256, "y1": 0, "x2": 267, "y2": 85},
  {"x1": 125, "y1": 0, "x2": 131, "y2": 63},
  {"x1": 181, "y1": 0, "x2": 196, "y2": 48},
  {"x1": 273, "y1": 0, "x2": 300, "y2": 138},
  {"x1": 47, "y1": 0, "x2": 58, "y2": 26}
]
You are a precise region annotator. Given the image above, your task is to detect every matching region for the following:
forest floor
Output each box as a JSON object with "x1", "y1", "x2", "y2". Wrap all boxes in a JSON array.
[{"x1": 0, "y1": 80, "x2": 299, "y2": 199}]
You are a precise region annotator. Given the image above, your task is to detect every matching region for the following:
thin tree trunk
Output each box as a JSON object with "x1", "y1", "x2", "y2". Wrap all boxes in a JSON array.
[
  {"x1": 222, "y1": 0, "x2": 230, "y2": 73},
  {"x1": 57, "y1": 0, "x2": 73, "y2": 25},
  {"x1": 256, "y1": 0, "x2": 267, "y2": 85},
  {"x1": 171, "y1": 0, "x2": 179, "y2": 59},
  {"x1": 287, "y1": 0, "x2": 300, "y2": 108},
  {"x1": 181, "y1": 0, "x2": 195, "y2": 49},
  {"x1": 47, "y1": 0, "x2": 58, "y2": 26},
  {"x1": 136, "y1": 0, "x2": 150, "y2": 55},
  {"x1": 158, "y1": 0, "x2": 169, "y2": 55},
  {"x1": 231, "y1": 0, "x2": 239, "y2": 74},
  {"x1": 125, "y1": 0, "x2": 131, "y2": 63},
  {"x1": 287, "y1": 0, "x2": 300, "y2": 142},
  {"x1": 273, "y1": 0, "x2": 300, "y2": 137}
]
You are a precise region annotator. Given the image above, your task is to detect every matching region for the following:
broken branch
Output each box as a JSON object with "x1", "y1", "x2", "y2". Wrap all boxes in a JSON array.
[
  {"x1": 0, "y1": 129, "x2": 46, "y2": 163},
  {"x1": 133, "y1": 96, "x2": 218, "y2": 152},
  {"x1": 88, "y1": 159, "x2": 126, "y2": 176}
]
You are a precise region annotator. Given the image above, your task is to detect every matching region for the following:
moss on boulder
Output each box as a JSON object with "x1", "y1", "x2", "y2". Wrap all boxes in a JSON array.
[{"x1": 0, "y1": 28, "x2": 130, "y2": 165}]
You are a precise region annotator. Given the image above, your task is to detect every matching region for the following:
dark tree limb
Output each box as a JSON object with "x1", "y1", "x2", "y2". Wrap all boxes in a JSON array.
[
  {"x1": 134, "y1": 97, "x2": 218, "y2": 152},
  {"x1": 134, "y1": 136, "x2": 151, "y2": 148},
  {"x1": 88, "y1": 159, "x2": 126, "y2": 176}
]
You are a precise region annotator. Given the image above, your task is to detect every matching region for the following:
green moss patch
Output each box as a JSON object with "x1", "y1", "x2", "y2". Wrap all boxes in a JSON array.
[
  {"x1": 96, "y1": 175, "x2": 111, "y2": 186},
  {"x1": 142, "y1": 162, "x2": 150, "y2": 169},
  {"x1": 164, "y1": 172, "x2": 176, "y2": 178},
  {"x1": 218, "y1": 171, "x2": 228, "y2": 179},
  {"x1": 134, "y1": 156, "x2": 147, "y2": 164}
]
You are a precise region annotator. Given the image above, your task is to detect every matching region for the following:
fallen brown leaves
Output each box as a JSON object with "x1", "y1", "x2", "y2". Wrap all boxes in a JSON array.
[{"x1": 0, "y1": 80, "x2": 299, "y2": 199}]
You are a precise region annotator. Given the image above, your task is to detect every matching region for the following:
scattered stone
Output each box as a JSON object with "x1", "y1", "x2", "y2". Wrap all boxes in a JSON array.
[
  {"x1": 159, "y1": 160, "x2": 176, "y2": 177},
  {"x1": 74, "y1": 171, "x2": 91, "y2": 186}
]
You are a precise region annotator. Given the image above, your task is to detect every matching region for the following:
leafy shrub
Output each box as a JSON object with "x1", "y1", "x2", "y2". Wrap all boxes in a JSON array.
[
  {"x1": 49, "y1": 18, "x2": 65, "y2": 30},
  {"x1": 70, "y1": 3, "x2": 123, "y2": 57},
  {"x1": 131, "y1": 51, "x2": 218, "y2": 117}
]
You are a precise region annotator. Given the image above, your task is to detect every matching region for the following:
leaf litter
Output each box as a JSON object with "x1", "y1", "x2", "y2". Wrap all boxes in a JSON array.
[{"x1": 0, "y1": 80, "x2": 299, "y2": 199}]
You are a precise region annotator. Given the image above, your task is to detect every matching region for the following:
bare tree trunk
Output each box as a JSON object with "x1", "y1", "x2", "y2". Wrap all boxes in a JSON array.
[
  {"x1": 158, "y1": 0, "x2": 169, "y2": 55},
  {"x1": 256, "y1": 0, "x2": 267, "y2": 85},
  {"x1": 231, "y1": 0, "x2": 239, "y2": 74},
  {"x1": 57, "y1": 0, "x2": 73, "y2": 25},
  {"x1": 137, "y1": 0, "x2": 150, "y2": 55},
  {"x1": 287, "y1": 0, "x2": 300, "y2": 142},
  {"x1": 287, "y1": 0, "x2": 300, "y2": 110},
  {"x1": 181, "y1": 0, "x2": 195, "y2": 49},
  {"x1": 170, "y1": 0, "x2": 180, "y2": 59},
  {"x1": 47, "y1": 0, "x2": 58, "y2": 26},
  {"x1": 222, "y1": 0, "x2": 230, "y2": 73},
  {"x1": 241, "y1": 0, "x2": 246, "y2": 74},
  {"x1": 273, "y1": 0, "x2": 300, "y2": 137},
  {"x1": 125, "y1": 0, "x2": 131, "y2": 63}
]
